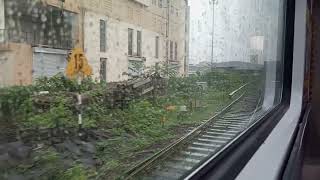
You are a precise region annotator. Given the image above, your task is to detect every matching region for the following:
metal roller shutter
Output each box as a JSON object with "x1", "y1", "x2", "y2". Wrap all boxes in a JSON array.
[{"x1": 32, "y1": 47, "x2": 68, "y2": 81}]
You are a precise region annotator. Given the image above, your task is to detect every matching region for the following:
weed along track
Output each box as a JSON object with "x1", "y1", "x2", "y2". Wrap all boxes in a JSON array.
[
  {"x1": 0, "y1": 70, "x2": 263, "y2": 179},
  {"x1": 123, "y1": 84, "x2": 263, "y2": 180}
]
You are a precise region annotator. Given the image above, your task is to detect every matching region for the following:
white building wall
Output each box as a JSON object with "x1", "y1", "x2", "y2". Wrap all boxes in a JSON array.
[{"x1": 84, "y1": 11, "x2": 166, "y2": 82}]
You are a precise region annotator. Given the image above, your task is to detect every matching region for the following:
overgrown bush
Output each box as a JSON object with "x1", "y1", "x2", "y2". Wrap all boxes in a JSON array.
[
  {"x1": 0, "y1": 73, "x2": 103, "y2": 129},
  {"x1": 0, "y1": 85, "x2": 34, "y2": 122},
  {"x1": 0, "y1": 69, "x2": 258, "y2": 131}
]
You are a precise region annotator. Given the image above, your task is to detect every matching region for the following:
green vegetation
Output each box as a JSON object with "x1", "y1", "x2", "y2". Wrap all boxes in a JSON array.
[{"x1": 0, "y1": 69, "x2": 262, "y2": 179}]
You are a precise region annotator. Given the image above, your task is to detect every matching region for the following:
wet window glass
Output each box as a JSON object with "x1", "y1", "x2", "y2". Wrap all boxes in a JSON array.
[
  {"x1": 4, "y1": 0, "x2": 76, "y2": 49},
  {"x1": 0, "y1": 0, "x2": 285, "y2": 179}
]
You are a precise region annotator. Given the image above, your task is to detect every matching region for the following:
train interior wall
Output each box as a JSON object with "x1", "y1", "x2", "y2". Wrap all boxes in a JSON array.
[{"x1": 301, "y1": 0, "x2": 320, "y2": 179}]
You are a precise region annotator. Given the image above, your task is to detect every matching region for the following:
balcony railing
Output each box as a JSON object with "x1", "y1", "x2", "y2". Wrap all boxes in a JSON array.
[{"x1": 0, "y1": 29, "x2": 75, "y2": 50}]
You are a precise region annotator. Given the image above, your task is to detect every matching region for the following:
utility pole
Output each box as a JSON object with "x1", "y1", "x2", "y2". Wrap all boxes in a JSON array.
[
  {"x1": 166, "y1": 0, "x2": 170, "y2": 76},
  {"x1": 211, "y1": 0, "x2": 215, "y2": 72},
  {"x1": 166, "y1": 0, "x2": 170, "y2": 38}
]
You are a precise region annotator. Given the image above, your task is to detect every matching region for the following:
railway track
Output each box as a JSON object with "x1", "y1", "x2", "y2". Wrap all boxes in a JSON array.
[{"x1": 123, "y1": 84, "x2": 263, "y2": 180}]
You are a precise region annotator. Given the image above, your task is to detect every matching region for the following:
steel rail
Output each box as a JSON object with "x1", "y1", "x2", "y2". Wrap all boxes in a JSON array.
[
  {"x1": 185, "y1": 92, "x2": 264, "y2": 180},
  {"x1": 123, "y1": 84, "x2": 251, "y2": 179},
  {"x1": 248, "y1": 91, "x2": 264, "y2": 124},
  {"x1": 229, "y1": 83, "x2": 250, "y2": 98}
]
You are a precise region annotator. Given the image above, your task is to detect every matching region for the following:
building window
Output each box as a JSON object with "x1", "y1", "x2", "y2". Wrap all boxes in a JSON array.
[
  {"x1": 100, "y1": 58, "x2": 107, "y2": 82},
  {"x1": 159, "y1": 0, "x2": 163, "y2": 8},
  {"x1": 170, "y1": 41, "x2": 173, "y2": 60},
  {"x1": 166, "y1": 40, "x2": 169, "y2": 59},
  {"x1": 171, "y1": 5, "x2": 174, "y2": 14},
  {"x1": 128, "y1": 28, "x2": 133, "y2": 56},
  {"x1": 100, "y1": 20, "x2": 106, "y2": 52},
  {"x1": 137, "y1": 30, "x2": 142, "y2": 57},
  {"x1": 155, "y1": 36, "x2": 159, "y2": 58},
  {"x1": 174, "y1": 42, "x2": 178, "y2": 61},
  {"x1": 152, "y1": 0, "x2": 157, "y2": 5}
]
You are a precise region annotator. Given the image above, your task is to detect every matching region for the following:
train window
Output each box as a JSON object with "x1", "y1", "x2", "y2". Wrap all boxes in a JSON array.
[{"x1": 0, "y1": 0, "x2": 286, "y2": 179}]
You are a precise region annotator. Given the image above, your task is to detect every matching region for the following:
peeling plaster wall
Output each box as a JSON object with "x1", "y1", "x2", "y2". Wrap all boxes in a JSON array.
[{"x1": 0, "y1": 43, "x2": 32, "y2": 87}]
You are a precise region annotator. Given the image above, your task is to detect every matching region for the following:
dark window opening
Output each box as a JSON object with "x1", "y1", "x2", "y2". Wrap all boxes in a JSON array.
[
  {"x1": 100, "y1": 20, "x2": 106, "y2": 52},
  {"x1": 137, "y1": 30, "x2": 142, "y2": 57},
  {"x1": 128, "y1": 28, "x2": 133, "y2": 56},
  {"x1": 100, "y1": 58, "x2": 107, "y2": 82},
  {"x1": 155, "y1": 36, "x2": 159, "y2": 58},
  {"x1": 174, "y1": 42, "x2": 178, "y2": 61},
  {"x1": 170, "y1": 40, "x2": 173, "y2": 60}
]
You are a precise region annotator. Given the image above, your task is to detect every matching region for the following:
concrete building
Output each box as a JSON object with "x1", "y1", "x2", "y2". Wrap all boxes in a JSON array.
[
  {"x1": 0, "y1": 0, "x2": 190, "y2": 86},
  {"x1": 81, "y1": 0, "x2": 190, "y2": 82}
]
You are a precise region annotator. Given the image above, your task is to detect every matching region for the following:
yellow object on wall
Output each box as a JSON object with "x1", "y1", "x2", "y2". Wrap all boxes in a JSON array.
[{"x1": 66, "y1": 48, "x2": 93, "y2": 79}]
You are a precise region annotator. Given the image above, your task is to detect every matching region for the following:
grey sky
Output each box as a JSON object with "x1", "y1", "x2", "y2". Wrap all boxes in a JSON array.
[{"x1": 188, "y1": 0, "x2": 283, "y2": 65}]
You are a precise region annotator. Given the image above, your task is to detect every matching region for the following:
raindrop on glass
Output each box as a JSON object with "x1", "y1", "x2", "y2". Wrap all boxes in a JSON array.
[
  {"x1": 56, "y1": 18, "x2": 61, "y2": 24},
  {"x1": 41, "y1": 14, "x2": 47, "y2": 22}
]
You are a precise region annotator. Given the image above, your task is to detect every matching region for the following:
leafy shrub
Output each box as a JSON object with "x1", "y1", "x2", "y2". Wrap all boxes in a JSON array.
[
  {"x1": 121, "y1": 100, "x2": 164, "y2": 135},
  {"x1": 34, "y1": 73, "x2": 97, "y2": 92},
  {"x1": 0, "y1": 85, "x2": 34, "y2": 121},
  {"x1": 23, "y1": 95, "x2": 74, "y2": 129}
]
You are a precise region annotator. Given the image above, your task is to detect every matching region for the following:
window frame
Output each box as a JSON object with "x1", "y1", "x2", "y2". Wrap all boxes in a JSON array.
[
  {"x1": 188, "y1": 0, "x2": 296, "y2": 179},
  {"x1": 100, "y1": 19, "x2": 106, "y2": 52}
]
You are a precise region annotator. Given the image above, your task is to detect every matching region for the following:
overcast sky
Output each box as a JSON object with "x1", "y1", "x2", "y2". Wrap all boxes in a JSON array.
[
  {"x1": 189, "y1": 0, "x2": 212, "y2": 64},
  {"x1": 188, "y1": 0, "x2": 283, "y2": 65}
]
